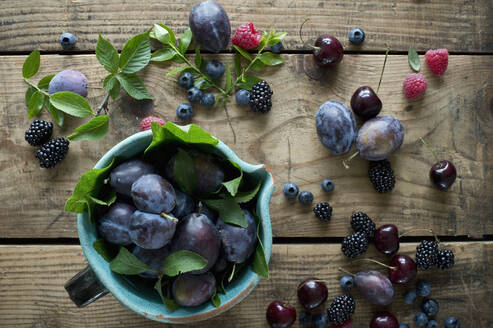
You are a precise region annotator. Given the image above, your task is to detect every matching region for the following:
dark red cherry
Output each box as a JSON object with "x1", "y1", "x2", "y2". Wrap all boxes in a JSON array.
[
  {"x1": 388, "y1": 254, "x2": 417, "y2": 284},
  {"x1": 297, "y1": 277, "x2": 328, "y2": 309},
  {"x1": 266, "y1": 301, "x2": 296, "y2": 328},
  {"x1": 374, "y1": 224, "x2": 399, "y2": 255},
  {"x1": 313, "y1": 35, "x2": 344, "y2": 66},
  {"x1": 370, "y1": 312, "x2": 399, "y2": 328},
  {"x1": 350, "y1": 86, "x2": 382, "y2": 119},
  {"x1": 430, "y1": 160, "x2": 456, "y2": 191}
]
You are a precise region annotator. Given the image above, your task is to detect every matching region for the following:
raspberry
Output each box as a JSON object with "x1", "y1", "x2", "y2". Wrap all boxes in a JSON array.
[
  {"x1": 140, "y1": 116, "x2": 165, "y2": 131},
  {"x1": 232, "y1": 23, "x2": 262, "y2": 50},
  {"x1": 327, "y1": 294, "x2": 355, "y2": 325},
  {"x1": 425, "y1": 49, "x2": 449, "y2": 76},
  {"x1": 403, "y1": 73, "x2": 427, "y2": 99},
  {"x1": 35, "y1": 137, "x2": 69, "y2": 168}
]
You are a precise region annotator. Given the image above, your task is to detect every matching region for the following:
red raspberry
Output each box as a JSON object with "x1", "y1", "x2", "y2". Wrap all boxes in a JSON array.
[
  {"x1": 425, "y1": 49, "x2": 449, "y2": 76},
  {"x1": 140, "y1": 116, "x2": 165, "y2": 131},
  {"x1": 232, "y1": 23, "x2": 262, "y2": 50},
  {"x1": 403, "y1": 73, "x2": 427, "y2": 99}
]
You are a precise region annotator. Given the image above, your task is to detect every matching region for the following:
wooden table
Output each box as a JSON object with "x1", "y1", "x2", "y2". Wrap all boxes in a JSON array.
[{"x1": 0, "y1": 1, "x2": 492, "y2": 326}]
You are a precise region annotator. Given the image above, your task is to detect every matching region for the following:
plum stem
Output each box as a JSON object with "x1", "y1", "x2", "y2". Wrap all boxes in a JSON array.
[
  {"x1": 338, "y1": 267, "x2": 356, "y2": 276},
  {"x1": 160, "y1": 213, "x2": 178, "y2": 224},
  {"x1": 342, "y1": 151, "x2": 360, "y2": 169},
  {"x1": 399, "y1": 228, "x2": 440, "y2": 243},
  {"x1": 353, "y1": 258, "x2": 397, "y2": 270},
  {"x1": 419, "y1": 137, "x2": 442, "y2": 167},
  {"x1": 96, "y1": 92, "x2": 110, "y2": 116},
  {"x1": 197, "y1": 201, "x2": 203, "y2": 215},
  {"x1": 376, "y1": 45, "x2": 390, "y2": 94}
]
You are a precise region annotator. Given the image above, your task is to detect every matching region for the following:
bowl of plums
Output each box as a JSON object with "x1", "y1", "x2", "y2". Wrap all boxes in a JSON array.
[{"x1": 64, "y1": 122, "x2": 273, "y2": 323}]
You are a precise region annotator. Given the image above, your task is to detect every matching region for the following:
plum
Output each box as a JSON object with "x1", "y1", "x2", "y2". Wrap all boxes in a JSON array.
[
  {"x1": 189, "y1": 1, "x2": 231, "y2": 53},
  {"x1": 97, "y1": 202, "x2": 135, "y2": 245},
  {"x1": 131, "y1": 174, "x2": 176, "y2": 214},
  {"x1": 172, "y1": 272, "x2": 216, "y2": 307},
  {"x1": 356, "y1": 116, "x2": 404, "y2": 161},
  {"x1": 172, "y1": 189, "x2": 196, "y2": 219},
  {"x1": 129, "y1": 211, "x2": 177, "y2": 249},
  {"x1": 171, "y1": 213, "x2": 221, "y2": 274},
  {"x1": 216, "y1": 209, "x2": 257, "y2": 264},
  {"x1": 316, "y1": 101, "x2": 357, "y2": 155},
  {"x1": 212, "y1": 248, "x2": 229, "y2": 273},
  {"x1": 132, "y1": 245, "x2": 170, "y2": 279},
  {"x1": 110, "y1": 159, "x2": 156, "y2": 196},
  {"x1": 48, "y1": 70, "x2": 88, "y2": 97},
  {"x1": 355, "y1": 270, "x2": 394, "y2": 306},
  {"x1": 199, "y1": 202, "x2": 218, "y2": 223}
]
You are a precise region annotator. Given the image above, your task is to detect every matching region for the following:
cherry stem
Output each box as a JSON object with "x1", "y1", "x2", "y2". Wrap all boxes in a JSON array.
[
  {"x1": 399, "y1": 228, "x2": 440, "y2": 244},
  {"x1": 338, "y1": 267, "x2": 356, "y2": 277},
  {"x1": 298, "y1": 18, "x2": 319, "y2": 50},
  {"x1": 376, "y1": 45, "x2": 390, "y2": 94},
  {"x1": 420, "y1": 137, "x2": 442, "y2": 165},
  {"x1": 343, "y1": 151, "x2": 360, "y2": 169},
  {"x1": 353, "y1": 258, "x2": 397, "y2": 270}
]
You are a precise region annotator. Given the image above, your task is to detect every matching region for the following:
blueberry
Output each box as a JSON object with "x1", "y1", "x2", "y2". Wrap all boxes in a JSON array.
[
  {"x1": 414, "y1": 312, "x2": 428, "y2": 327},
  {"x1": 178, "y1": 72, "x2": 194, "y2": 89},
  {"x1": 235, "y1": 89, "x2": 251, "y2": 106},
  {"x1": 59, "y1": 33, "x2": 76, "y2": 50},
  {"x1": 444, "y1": 317, "x2": 460, "y2": 328},
  {"x1": 340, "y1": 275, "x2": 354, "y2": 291},
  {"x1": 348, "y1": 28, "x2": 365, "y2": 45},
  {"x1": 270, "y1": 42, "x2": 284, "y2": 54},
  {"x1": 321, "y1": 178, "x2": 334, "y2": 192},
  {"x1": 282, "y1": 182, "x2": 299, "y2": 199},
  {"x1": 399, "y1": 324, "x2": 410, "y2": 328},
  {"x1": 201, "y1": 93, "x2": 215, "y2": 107},
  {"x1": 312, "y1": 313, "x2": 328, "y2": 328},
  {"x1": 404, "y1": 290, "x2": 417, "y2": 304},
  {"x1": 298, "y1": 191, "x2": 314, "y2": 205},
  {"x1": 205, "y1": 60, "x2": 225, "y2": 79},
  {"x1": 187, "y1": 87, "x2": 203, "y2": 103},
  {"x1": 176, "y1": 103, "x2": 194, "y2": 120},
  {"x1": 426, "y1": 320, "x2": 438, "y2": 328},
  {"x1": 298, "y1": 311, "x2": 313, "y2": 327},
  {"x1": 422, "y1": 298, "x2": 439, "y2": 317},
  {"x1": 416, "y1": 280, "x2": 431, "y2": 297}
]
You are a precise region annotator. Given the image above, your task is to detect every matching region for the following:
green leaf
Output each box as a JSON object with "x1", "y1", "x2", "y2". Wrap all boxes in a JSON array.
[
  {"x1": 222, "y1": 160, "x2": 242, "y2": 197},
  {"x1": 233, "y1": 45, "x2": 252, "y2": 61},
  {"x1": 116, "y1": 73, "x2": 152, "y2": 100},
  {"x1": 154, "y1": 276, "x2": 180, "y2": 312},
  {"x1": 96, "y1": 35, "x2": 119, "y2": 74},
  {"x1": 162, "y1": 250, "x2": 208, "y2": 277},
  {"x1": 27, "y1": 91, "x2": 44, "y2": 118},
  {"x1": 89, "y1": 190, "x2": 116, "y2": 207},
  {"x1": 233, "y1": 180, "x2": 261, "y2": 203},
  {"x1": 235, "y1": 75, "x2": 262, "y2": 90},
  {"x1": 84, "y1": 198, "x2": 95, "y2": 223},
  {"x1": 37, "y1": 74, "x2": 55, "y2": 90},
  {"x1": 49, "y1": 91, "x2": 93, "y2": 117},
  {"x1": 110, "y1": 247, "x2": 153, "y2": 275},
  {"x1": 234, "y1": 53, "x2": 242, "y2": 76},
  {"x1": 166, "y1": 66, "x2": 189, "y2": 77},
  {"x1": 22, "y1": 50, "x2": 40, "y2": 78},
  {"x1": 119, "y1": 33, "x2": 151, "y2": 74},
  {"x1": 408, "y1": 47, "x2": 420, "y2": 72},
  {"x1": 25, "y1": 86, "x2": 36, "y2": 106},
  {"x1": 93, "y1": 239, "x2": 115, "y2": 262},
  {"x1": 46, "y1": 100, "x2": 64, "y2": 127},
  {"x1": 259, "y1": 52, "x2": 284, "y2": 66},
  {"x1": 150, "y1": 47, "x2": 176, "y2": 62},
  {"x1": 68, "y1": 115, "x2": 109, "y2": 141},
  {"x1": 250, "y1": 60, "x2": 265, "y2": 71},
  {"x1": 225, "y1": 65, "x2": 232, "y2": 91},
  {"x1": 194, "y1": 48, "x2": 202, "y2": 68},
  {"x1": 202, "y1": 198, "x2": 246, "y2": 227},
  {"x1": 211, "y1": 291, "x2": 221, "y2": 308},
  {"x1": 251, "y1": 235, "x2": 269, "y2": 279},
  {"x1": 109, "y1": 78, "x2": 121, "y2": 100},
  {"x1": 268, "y1": 32, "x2": 287, "y2": 46},
  {"x1": 227, "y1": 262, "x2": 246, "y2": 283},
  {"x1": 103, "y1": 74, "x2": 117, "y2": 91},
  {"x1": 258, "y1": 31, "x2": 271, "y2": 50},
  {"x1": 173, "y1": 148, "x2": 196, "y2": 195},
  {"x1": 178, "y1": 28, "x2": 192, "y2": 54},
  {"x1": 151, "y1": 24, "x2": 176, "y2": 45},
  {"x1": 194, "y1": 77, "x2": 213, "y2": 90}
]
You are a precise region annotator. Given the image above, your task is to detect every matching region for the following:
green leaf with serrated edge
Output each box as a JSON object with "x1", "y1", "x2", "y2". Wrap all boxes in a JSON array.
[
  {"x1": 37, "y1": 74, "x2": 55, "y2": 90},
  {"x1": 25, "y1": 86, "x2": 36, "y2": 106},
  {"x1": 235, "y1": 75, "x2": 262, "y2": 90},
  {"x1": 68, "y1": 115, "x2": 109, "y2": 141},
  {"x1": 46, "y1": 100, "x2": 64, "y2": 127},
  {"x1": 194, "y1": 77, "x2": 213, "y2": 90},
  {"x1": 250, "y1": 60, "x2": 265, "y2": 71},
  {"x1": 151, "y1": 24, "x2": 176, "y2": 45},
  {"x1": 109, "y1": 78, "x2": 121, "y2": 100},
  {"x1": 162, "y1": 250, "x2": 207, "y2": 277},
  {"x1": 49, "y1": 91, "x2": 93, "y2": 117},
  {"x1": 154, "y1": 275, "x2": 180, "y2": 312},
  {"x1": 267, "y1": 32, "x2": 287, "y2": 46},
  {"x1": 259, "y1": 52, "x2": 284, "y2": 66},
  {"x1": 233, "y1": 180, "x2": 261, "y2": 203},
  {"x1": 166, "y1": 66, "x2": 189, "y2": 77},
  {"x1": 150, "y1": 47, "x2": 176, "y2": 62},
  {"x1": 103, "y1": 74, "x2": 117, "y2": 91},
  {"x1": 178, "y1": 28, "x2": 192, "y2": 54},
  {"x1": 202, "y1": 198, "x2": 246, "y2": 227},
  {"x1": 119, "y1": 33, "x2": 151, "y2": 74},
  {"x1": 116, "y1": 73, "x2": 152, "y2": 100},
  {"x1": 110, "y1": 247, "x2": 153, "y2": 275},
  {"x1": 258, "y1": 31, "x2": 270, "y2": 50},
  {"x1": 195, "y1": 48, "x2": 202, "y2": 68},
  {"x1": 93, "y1": 239, "x2": 115, "y2": 262},
  {"x1": 233, "y1": 45, "x2": 252, "y2": 61},
  {"x1": 171, "y1": 56, "x2": 185, "y2": 64},
  {"x1": 173, "y1": 148, "x2": 196, "y2": 195},
  {"x1": 211, "y1": 291, "x2": 221, "y2": 308},
  {"x1": 408, "y1": 47, "x2": 420, "y2": 72},
  {"x1": 96, "y1": 35, "x2": 119, "y2": 74},
  {"x1": 27, "y1": 91, "x2": 44, "y2": 118},
  {"x1": 222, "y1": 160, "x2": 242, "y2": 197},
  {"x1": 22, "y1": 50, "x2": 40, "y2": 78},
  {"x1": 234, "y1": 53, "x2": 242, "y2": 76},
  {"x1": 225, "y1": 65, "x2": 232, "y2": 91}
]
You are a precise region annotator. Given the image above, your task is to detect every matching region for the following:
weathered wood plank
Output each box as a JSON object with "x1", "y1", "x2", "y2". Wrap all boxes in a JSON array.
[
  {"x1": 0, "y1": 243, "x2": 491, "y2": 327},
  {"x1": 0, "y1": 54, "x2": 492, "y2": 238},
  {"x1": 0, "y1": 0, "x2": 492, "y2": 52}
]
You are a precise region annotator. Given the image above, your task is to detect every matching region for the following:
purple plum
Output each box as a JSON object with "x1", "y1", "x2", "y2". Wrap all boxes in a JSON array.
[
  {"x1": 132, "y1": 245, "x2": 170, "y2": 279},
  {"x1": 189, "y1": 1, "x2": 231, "y2": 53},
  {"x1": 97, "y1": 202, "x2": 135, "y2": 245},
  {"x1": 110, "y1": 159, "x2": 156, "y2": 197},
  {"x1": 172, "y1": 272, "x2": 216, "y2": 307},
  {"x1": 131, "y1": 174, "x2": 176, "y2": 214},
  {"x1": 356, "y1": 116, "x2": 404, "y2": 161},
  {"x1": 129, "y1": 211, "x2": 177, "y2": 249},
  {"x1": 355, "y1": 270, "x2": 395, "y2": 306},
  {"x1": 48, "y1": 70, "x2": 88, "y2": 97}
]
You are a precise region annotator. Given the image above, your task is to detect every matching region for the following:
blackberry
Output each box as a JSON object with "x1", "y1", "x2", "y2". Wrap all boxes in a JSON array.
[
  {"x1": 369, "y1": 160, "x2": 395, "y2": 193},
  {"x1": 341, "y1": 232, "x2": 369, "y2": 258},
  {"x1": 416, "y1": 240, "x2": 439, "y2": 270},
  {"x1": 35, "y1": 137, "x2": 69, "y2": 168},
  {"x1": 436, "y1": 249, "x2": 454, "y2": 270},
  {"x1": 25, "y1": 120, "x2": 53, "y2": 146},
  {"x1": 327, "y1": 294, "x2": 355, "y2": 325},
  {"x1": 249, "y1": 80, "x2": 273, "y2": 113},
  {"x1": 313, "y1": 202, "x2": 332, "y2": 222},
  {"x1": 350, "y1": 212, "x2": 376, "y2": 239}
]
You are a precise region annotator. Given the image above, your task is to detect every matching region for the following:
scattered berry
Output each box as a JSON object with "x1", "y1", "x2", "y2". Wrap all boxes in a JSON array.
[
  {"x1": 178, "y1": 72, "x2": 194, "y2": 89},
  {"x1": 370, "y1": 312, "x2": 399, "y2": 328},
  {"x1": 176, "y1": 103, "x2": 194, "y2": 121},
  {"x1": 416, "y1": 240, "x2": 439, "y2": 270},
  {"x1": 270, "y1": 42, "x2": 284, "y2": 54},
  {"x1": 326, "y1": 294, "x2": 355, "y2": 325},
  {"x1": 201, "y1": 93, "x2": 215, "y2": 107},
  {"x1": 341, "y1": 232, "x2": 369, "y2": 258},
  {"x1": 399, "y1": 324, "x2": 410, "y2": 328},
  {"x1": 313, "y1": 202, "x2": 333, "y2": 222},
  {"x1": 297, "y1": 277, "x2": 328, "y2": 310},
  {"x1": 426, "y1": 320, "x2": 438, "y2": 328},
  {"x1": 414, "y1": 312, "x2": 428, "y2": 327},
  {"x1": 236, "y1": 89, "x2": 251, "y2": 105},
  {"x1": 232, "y1": 22, "x2": 262, "y2": 50},
  {"x1": 321, "y1": 178, "x2": 335, "y2": 192},
  {"x1": 313, "y1": 35, "x2": 344, "y2": 66},
  {"x1": 403, "y1": 73, "x2": 427, "y2": 99},
  {"x1": 140, "y1": 116, "x2": 165, "y2": 131},
  {"x1": 266, "y1": 301, "x2": 296, "y2": 328},
  {"x1": 186, "y1": 87, "x2": 203, "y2": 103},
  {"x1": 282, "y1": 182, "x2": 299, "y2": 199},
  {"x1": 298, "y1": 191, "x2": 314, "y2": 205},
  {"x1": 444, "y1": 317, "x2": 460, "y2": 328},
  {"x1": 312, "y1": 314, "x2": 329, "y2": 328},
  {"x1": 422, "y1": 298, "x2": 439, "y2": 317},
  {"x1": 348, "y1": 28, "x2": 365, "y2": 45},
  {"x1": 333, "y1": 319, "x2": 352, "y2": 328},
  {"x1": 299, "y1": 311, "x2": 313, "y2": 327},
  {"x1": 425, "y1": 49, "x2": 449, "y2": 76},
  {"x1": 404, "y1": 290, "x2": 417, "y2": 304},
  {"x1": 249, "y1": 80, "x2": 273, "y2": 113},
  {"x1": 205, "y1": 60, "x2": 225, "y2": 79},
  {"x1": 25, "y1": 120, "x2": 53, "y2": 146},
  {"x1": 416, "y1": 281, "x2": 432, "y2": 297},
  {"x1": 340, "y1": 276, "x2": 355, "y2": 291},
  {"x1": 35, "y1": 137, "x2": 69, "y2": 168},
  {"x1": 59, "y1": 32, "x2": 76, "y2": 50},
  {"x1": 369, "y1": 160, "x2": 395, "y2": 193},
  {"x1": 350, "y1": 212, "x2": 376, "y2": 239},
  {"x1": 436, "y1": 249, "x2": 454, "y2": 270}
]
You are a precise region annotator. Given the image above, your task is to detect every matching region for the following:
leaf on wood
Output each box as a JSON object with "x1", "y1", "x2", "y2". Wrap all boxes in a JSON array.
[
  {"x1": 119, "y1": 33, "x2": 151, "y2": 74},
  {"x1": 96, "y1": 35, "x2": 120, "y2": 74},
  {"x1": 116, "y1": 73, "x2": 152, "y2": 100},
  {"x1": 49, "y1": 91, "x2": 94, "y2": 117},
  {"x1": 27, "y1": 91, "x2": 44, "y2": 118},
  {"x1": 37, "y1": 74, "x2": 55, "y2": 90},
  {"x1": 408, "y1": 47, "x2": 421, "y2": 72},
  {"x1": 22, "y1": 50, "x2": 40, "y2": 78},
  {"x1": 68, "y1": 115, "x2": 109, "y2": 141}
]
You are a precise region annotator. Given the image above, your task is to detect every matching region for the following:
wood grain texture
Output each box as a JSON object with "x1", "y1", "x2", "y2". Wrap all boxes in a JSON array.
[
  {"x1": 0, "y1": 53, "x2": 492, "y2": 238},
  {"x1": 0, "y1": 0, "x2": 492, "y2": 52},
  {"x1": 0, "y1": 242, "x2": 491, "y2": 327}
]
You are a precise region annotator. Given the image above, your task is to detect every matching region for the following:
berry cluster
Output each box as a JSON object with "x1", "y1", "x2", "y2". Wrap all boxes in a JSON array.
[
  {"x1": 341, "y1": 212, "x2": 376, "y2": 258},
  {"x1": 176, "y1": 69, "x2": 219, "y2": 121},
  {"x1": 235, "y1": 80, "x2": 274, "y2": 114},
  {"x1": 416, "y1": 240, "x2": 454, "y2": 270},
  {"x1": 24, "y1": 120, "x2": 69, "y2": 168}
]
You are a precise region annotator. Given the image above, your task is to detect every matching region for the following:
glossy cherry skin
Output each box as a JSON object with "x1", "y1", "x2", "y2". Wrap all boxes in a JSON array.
[
  {"x1": 266, "y1": 301, "x2": 296, "y2": 328},
  {"x1": 350, "y1": 86, "x2": 382, "y2": 120},
  {"x1": 430, "y1": 160, "x2": 456, "y2": 191},
  {"x1": 297, "y1": 277, "x2": 328, "y2": 310},
  {"x1": 370, "y1": 312, "x2": 399, "y2": 328},
  {"x1": 374, "y1": 224, "x2": 399, "y2": 255},
  {"x1": 388, "y1": 254, "x2": 417, "y2": 284},
  {"x1": 313, "y1": 35, "x2": 344, "y2": 66}
]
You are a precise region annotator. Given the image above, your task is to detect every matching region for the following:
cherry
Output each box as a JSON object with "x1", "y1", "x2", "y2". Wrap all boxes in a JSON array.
[
  {"x1": 388, "y1": 254, "x2": 417, "y2": 284},
  {"x1": 420, "y1": 137, "x2": 457, "y2": 191},
  {"x1": 297, "y1": 277, "x2": 328, "y2": 310},
  {"x1": 313, "y1": 35, "x2": 344, "y2": 66},
  {"x1": 370, "y1": 312, "x2": 399, "y2": 328},
  {"x1": 350, "y1": 86, "x2": 382, "y2": 119},
  {"x1": 266, "y1": 301, "x2": 296, "y2": 328},
  {"x1": 333, "y1": 319, "x2": 352, "y2": 328},
  {"x1": 374, "y1": 224, "x2": 399, "y2": 255}
]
